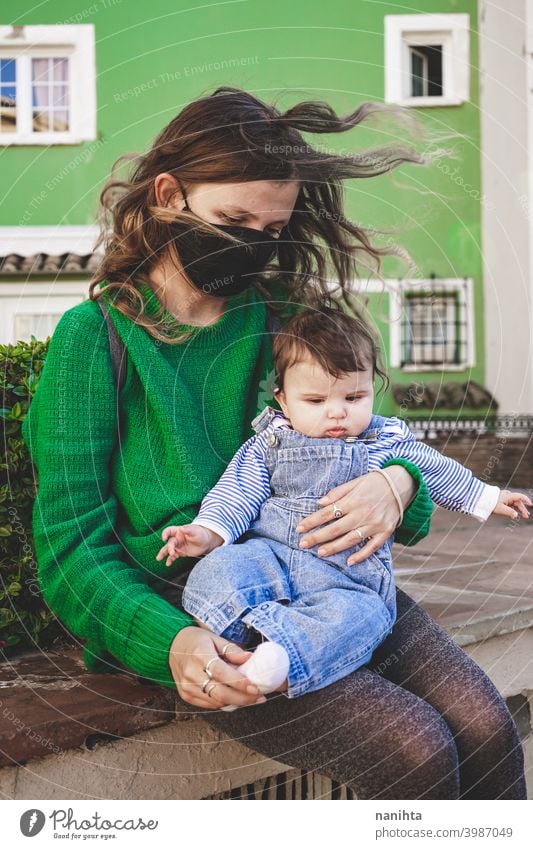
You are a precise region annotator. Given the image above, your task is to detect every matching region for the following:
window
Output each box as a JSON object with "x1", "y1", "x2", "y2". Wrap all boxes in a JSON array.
[
  {"x1": 0, "y1": 25, "x2": 95, "y2": 144},
  {"x1": 403, "y1": 292, "x2": 462, "y2": 366},
  {"x1": 410, "y1": 45, "x2": 442, "y2": 97},
  {"x1": 388, "y1": 278, "x2": 474, "y2": 371},
  {"x1": 0, "y1": 283, "x2": 89, "y2": 343},
  {"x1": 385, "y1": 14, "x2": 470, "y2": 107}
]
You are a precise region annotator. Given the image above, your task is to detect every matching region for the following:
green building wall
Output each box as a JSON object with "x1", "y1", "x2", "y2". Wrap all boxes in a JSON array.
[{"x1": 1, "y1": 0, "x2": 482, "y2": 416}]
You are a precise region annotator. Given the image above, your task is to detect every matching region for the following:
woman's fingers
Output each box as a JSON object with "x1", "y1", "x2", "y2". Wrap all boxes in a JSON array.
[
  {"x1": 179, "y1": 679, "x2": 265, "y2": 710},
  {"x1": 203, "y1": 651, "x2": 261, "y2": 696},
  {"x1": 316, "y1": 480, "x2": 356, "y2": 507},
  {"x1": 346, "y1": 532, "x2": 390, "y2": 565},
  {"x1": 308, "y1": 524, "x2": 389, "y2": 565},
  {"x1": 295, "y1": 500, "x2": 354, "y2": 535},
  {"x1": 297, "y1": 509, "x2": 375, "y2": 551},
  {"x1": 211, "y1": 635, "x2": 252, "y2": 665}
]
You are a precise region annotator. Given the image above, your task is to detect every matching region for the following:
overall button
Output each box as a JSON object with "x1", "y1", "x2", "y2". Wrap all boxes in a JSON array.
[{"x1": 267, "y1": 433, "x2": 278, "y2": 447}]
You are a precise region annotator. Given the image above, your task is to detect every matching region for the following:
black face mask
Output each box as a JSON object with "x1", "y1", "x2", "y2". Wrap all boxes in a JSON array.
[{"x1": 172, "y1": 186, "x2": 281, "y2": 298}]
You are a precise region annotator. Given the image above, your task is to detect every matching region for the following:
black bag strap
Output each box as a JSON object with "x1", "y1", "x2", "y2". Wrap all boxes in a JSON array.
[
  {"x1": 98, "y1": 297, "x2": 127, "y2": 392},
  {"x1": 265, "y1": 305, "x2": 282, "y2": 335},
  {"x1": 252, "y1": 281, "x2": 282, "y2": 335},
  {"x1": 98, "y1": 288, "x2": 281, "y2": 393}
]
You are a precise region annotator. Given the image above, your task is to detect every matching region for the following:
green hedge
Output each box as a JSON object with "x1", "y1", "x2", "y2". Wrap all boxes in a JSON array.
[{"x1": 0, "y1": 337, "x2": 64, "y2": 656}]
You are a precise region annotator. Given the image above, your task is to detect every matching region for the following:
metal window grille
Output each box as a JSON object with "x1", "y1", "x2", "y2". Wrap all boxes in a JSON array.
[
  {"x1": 401, "y1": 281, "x2": 468, "y2": 367},
  {"x1": 206, "y1": 769, "x2": 357, "y2": 800}
]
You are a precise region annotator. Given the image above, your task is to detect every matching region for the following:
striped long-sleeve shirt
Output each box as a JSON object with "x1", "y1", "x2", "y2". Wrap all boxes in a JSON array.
[{"x1": 192, "y1": 411, "x2": 501, "y2": 545}]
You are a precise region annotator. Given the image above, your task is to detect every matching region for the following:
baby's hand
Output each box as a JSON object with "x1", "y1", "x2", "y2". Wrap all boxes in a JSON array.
[
  {"x1": 492, "y1": 490, "x2": 532, "y2": 521},
  {"x1": 156, "y1": 524, "x2": 223, "y2": 566}
]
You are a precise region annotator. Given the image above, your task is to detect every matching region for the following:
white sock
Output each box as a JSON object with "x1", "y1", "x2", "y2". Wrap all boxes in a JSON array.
[{"x1": 221, "y1": 641, "x2": 290, "y2": 712}]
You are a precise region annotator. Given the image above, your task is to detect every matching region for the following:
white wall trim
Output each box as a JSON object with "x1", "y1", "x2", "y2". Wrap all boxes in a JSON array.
[
  {"x1": 384, "y1": 13, "x2": 470, "y2": 107},
  {"x1": 0, "y1": 225, "x2": 100, "y2": 256}
]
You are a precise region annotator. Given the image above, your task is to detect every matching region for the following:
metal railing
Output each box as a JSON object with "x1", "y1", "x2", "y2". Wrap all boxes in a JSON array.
[{"x1": 404, "y1": 415, "x2": 533, "y2": 440}]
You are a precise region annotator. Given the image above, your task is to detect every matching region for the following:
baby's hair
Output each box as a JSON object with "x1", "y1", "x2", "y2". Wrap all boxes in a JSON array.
[{"x1": 272, "y1": 306, "x2": 389, "y2": 396}]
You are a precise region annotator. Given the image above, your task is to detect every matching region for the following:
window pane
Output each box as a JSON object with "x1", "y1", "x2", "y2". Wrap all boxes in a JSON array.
[
  {"x1": 409, "y1": 45, "x2": 443, "y2": 98},
  {"x1": 51, "y1": 110, "x2": 69, "y2": 131},
  {"x1": 0, "y1": 58, "x2": 16, "y2": 83},
  {"x1": 52, "y1": 85, "x2": 68, "y2": 107},
  {"x1": 31, "y1": 57, "x2": 69, "y2": 133},
  {"x1": 53, "y1": 57, "x2": 68, "y2": 81},
  {"x1": 33, "y1": 110, "x2": 51, "y2": 132},
  {"x1": 411, "y1": 50, "x2": 426, "y2": 97},
  {"x1": 32, "y1": 85, "x2": 49, "y2": 107},
  {"x1": 0, "y1": 58, "x2": 16, "y2": 133},
  {"x1": 32, "y1": 57, "x2": 51, "y2": 83}
]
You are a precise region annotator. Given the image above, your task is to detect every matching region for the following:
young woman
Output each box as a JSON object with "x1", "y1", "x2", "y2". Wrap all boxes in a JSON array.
[{"x1": 22, "y1": 87, "x2": 526, "y2": 799}]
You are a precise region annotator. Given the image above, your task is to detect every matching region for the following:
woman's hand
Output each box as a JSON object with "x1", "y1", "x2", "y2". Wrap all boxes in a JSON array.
[
  {"x1": 169, "y1": 626, "x2": 267, "y2": 710},
  {"x1": 295, "y1": 467, "x2": 414, "y2": 566}
]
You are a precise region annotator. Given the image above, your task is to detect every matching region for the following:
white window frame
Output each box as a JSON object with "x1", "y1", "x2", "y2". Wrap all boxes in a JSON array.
[
  {"x1": 0, "y1": 24, "x2": 96, "y2": 145},
  {"x1": 384, "y1": 14, "x2": 470, "y2": 107},
  {"x1": 389, "y1": 278, "x2": 474, "y2": 372}
]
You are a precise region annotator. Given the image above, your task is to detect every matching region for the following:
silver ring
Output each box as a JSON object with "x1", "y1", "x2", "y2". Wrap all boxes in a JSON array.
[
  {"x1": 221, "y1": 643, "x2": 235, "y2": 659},
  {"x1": 354, "y1": 528, "x2": 364, "y2": 541},
  {"x1": 201, "y1": 677, "x2": 212, "y2": 693},
  {"x1": 332, "y1": 503, "x2": 343, "y2": 519},
  {"x1": 206, "y1": 681, "x2": 217, "y2": 698},
  {"x1": 203, "y1": 657, "x2": 218, "y2": 678}
]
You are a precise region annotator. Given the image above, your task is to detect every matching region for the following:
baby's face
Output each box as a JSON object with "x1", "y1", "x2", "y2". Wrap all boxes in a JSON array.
[{"x1": 275, "y1": 356, "x2": 374, "y2": 438}]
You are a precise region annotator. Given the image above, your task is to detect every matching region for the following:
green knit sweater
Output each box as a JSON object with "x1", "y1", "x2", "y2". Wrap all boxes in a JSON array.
[{"x1": 22, "y1": 282, "x2": 433, "y2": 690}]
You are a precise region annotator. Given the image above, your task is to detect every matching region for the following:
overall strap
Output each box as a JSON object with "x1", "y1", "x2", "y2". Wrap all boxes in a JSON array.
[{"x1": 98, "y1": 297, "x2": 127, "y2": 392}]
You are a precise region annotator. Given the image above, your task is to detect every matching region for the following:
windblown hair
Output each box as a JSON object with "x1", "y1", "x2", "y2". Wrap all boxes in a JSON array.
[
  {"x1": 272, "y1": 306, "x2": 389, "y2": 396},
  {"x1": 90, "y1": 85, "x2": 450, "y2": 343}
]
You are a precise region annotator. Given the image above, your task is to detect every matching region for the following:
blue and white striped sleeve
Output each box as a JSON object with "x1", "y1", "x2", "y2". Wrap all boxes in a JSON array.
[
  {"x1": 376, "y1": 418, "x2": 500, "y2": 521},
  {"x1": 190, "y1": 430, "x2": 272, "y2": 545}
]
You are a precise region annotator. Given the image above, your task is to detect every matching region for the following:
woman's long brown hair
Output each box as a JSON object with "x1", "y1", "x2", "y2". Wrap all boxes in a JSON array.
[{"x1": 90, "y1": 86, "x2": 451, "y2": 343}]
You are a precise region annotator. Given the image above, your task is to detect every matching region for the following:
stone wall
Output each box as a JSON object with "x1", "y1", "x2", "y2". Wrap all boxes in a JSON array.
[{"x1": 424, "y1": 434, "x2": 533, "y2": 488}]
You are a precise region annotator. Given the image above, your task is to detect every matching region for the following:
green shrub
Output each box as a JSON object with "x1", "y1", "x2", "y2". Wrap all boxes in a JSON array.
[{"x1": 0, "y1": 337, "x2": 64, "y2": 656}]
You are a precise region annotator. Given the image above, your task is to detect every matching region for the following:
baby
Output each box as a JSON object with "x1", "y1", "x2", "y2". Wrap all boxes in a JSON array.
[{"x1": 157, "y1": 306, "x2": 531, "y2": 708}]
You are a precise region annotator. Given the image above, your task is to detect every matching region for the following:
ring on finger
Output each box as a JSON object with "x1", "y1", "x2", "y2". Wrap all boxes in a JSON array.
[
  {"x1": 332, "y1": 502, "x2": 343, "y2": 520},
  {"x1": 201, "y1": 677, "x2": 212, "y2": 693},
  {"x1": 206, "y1": 681, "x2": 217, "y2": 699},
  {"x1": 203, "y1": 657, "x2": 218, "y2": 678},
  {"x1": 221, "y1": 643, "x2": 236, "y2": 659}
]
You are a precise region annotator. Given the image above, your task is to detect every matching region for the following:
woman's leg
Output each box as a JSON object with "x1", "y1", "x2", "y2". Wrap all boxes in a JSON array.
[
  {"x1": 368, "y1": 588, "x2": 527, "y2": 800},
  {"x1": 191, "y1": 645, "x2": 461, "y2": 799},
  {"x1": 196, "y1": 661, "x2": 460, "y2": 799},
  {"x1": 169, "y1": 576, "x2": 458, "y2": 799}
]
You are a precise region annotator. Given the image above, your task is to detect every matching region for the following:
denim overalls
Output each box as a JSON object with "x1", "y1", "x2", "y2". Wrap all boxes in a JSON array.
[{"x1": 182, "y1": 408, "x2": 397, "y2": 698}]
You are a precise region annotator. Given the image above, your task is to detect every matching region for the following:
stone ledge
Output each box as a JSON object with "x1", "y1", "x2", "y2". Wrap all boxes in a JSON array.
[{"x1": 0, "y1": 648, "x2": 178, "y2": 767}]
